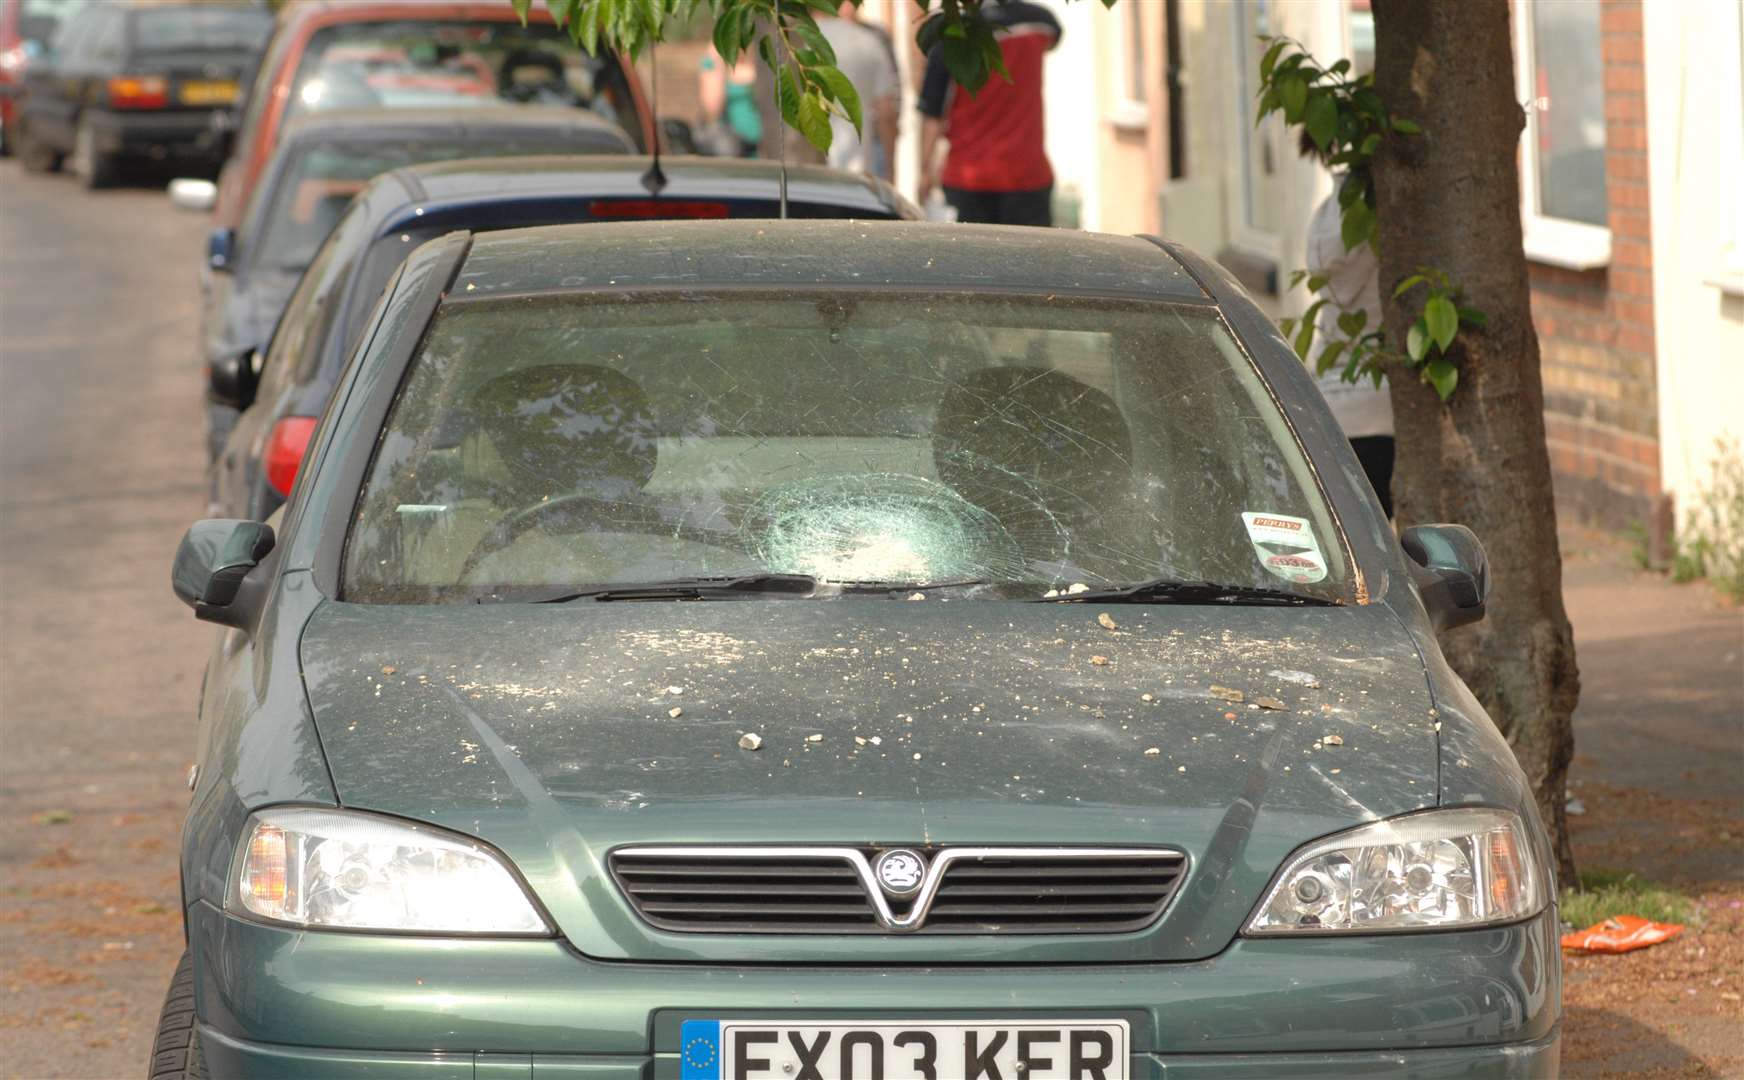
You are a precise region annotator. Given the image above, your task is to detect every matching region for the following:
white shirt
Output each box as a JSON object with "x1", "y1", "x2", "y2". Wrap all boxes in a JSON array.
[
  {"x1": 1303, "y1": 190, "x2": 1394, "y2": 439},
  {"x1": 817, "y1": 17, "x2": 899, "y2": 178}
]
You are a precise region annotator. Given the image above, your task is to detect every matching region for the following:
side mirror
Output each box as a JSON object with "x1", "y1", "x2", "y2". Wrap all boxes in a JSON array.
[
  {"x1": 207, "y1": 226, "x2": 235, "y2": 272},
  {"x1": 208, "y1": 348, "x2": 259, "y2": 410},
  {"x1": 168, "y1": 177, "x2": 217, "y2": 212},
  {"x1": 172, "y1": 519, "x2": 275, "y2": 626},
  {"x1": 1401, "y1": 524, "x2": 1489, "y2": 630},
  {"x1": 660, "y1": 118, "x2": 698, "y2": 155}
]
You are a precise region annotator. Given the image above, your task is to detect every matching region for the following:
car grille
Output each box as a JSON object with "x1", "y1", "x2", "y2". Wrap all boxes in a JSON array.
[{"x1": 608, "y1": 847, "x2": 1187, "y2": 935}]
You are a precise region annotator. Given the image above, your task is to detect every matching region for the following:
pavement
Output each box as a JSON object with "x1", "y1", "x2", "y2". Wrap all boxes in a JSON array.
[{"x1": 1, "y1": 159, "x2": 1741, "y2": 1078}]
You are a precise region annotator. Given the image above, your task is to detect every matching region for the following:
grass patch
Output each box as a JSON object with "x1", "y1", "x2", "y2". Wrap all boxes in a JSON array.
[{"x1": 1560, "y1": 868, "x2": 1695, "y2": 928}]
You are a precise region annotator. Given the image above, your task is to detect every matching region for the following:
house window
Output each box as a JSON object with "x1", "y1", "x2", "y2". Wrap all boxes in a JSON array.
[
  {"x1": 1514, "y1": 0, "x2": 1611, "y2": 267},
  {"x1": 1234, "y1": 0, "x2": 1284, "y2": 248},
  {"x1": 1110, "y1": 1, "x2": 1148, "y2": 129}
]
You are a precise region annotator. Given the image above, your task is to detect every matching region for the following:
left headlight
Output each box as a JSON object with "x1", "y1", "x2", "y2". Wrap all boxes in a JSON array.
[
  {"x1": 1246, "y1": 807, "x2": 1544, "y2": 934},
  {"x1": 228, "y1": 808, "x2": 549, "y2": 935}
]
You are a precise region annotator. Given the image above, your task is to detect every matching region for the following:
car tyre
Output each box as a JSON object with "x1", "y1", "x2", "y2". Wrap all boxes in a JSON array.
[
  {"x1": 14, "y1": 117, "x2": 62, "y2": 174},
  {"x1": 73, "y1": 118, "x2": 115, "y2": 189},
  {"x1": 146, "y1": 952, "x2": 209, "y2": 1080}
]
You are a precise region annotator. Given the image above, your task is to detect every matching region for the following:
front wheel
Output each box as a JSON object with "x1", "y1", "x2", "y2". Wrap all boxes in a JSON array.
[{"x1": 146, "y1": 952, "x2": 207, "y2": 1080}]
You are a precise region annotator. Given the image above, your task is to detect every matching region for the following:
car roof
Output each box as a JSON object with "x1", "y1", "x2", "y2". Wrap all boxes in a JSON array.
[
  {"x1": 275, "y1": 105, "x2": 633, "y2": 145},
  {"x1": 451, "y1": 219, "x2": 1207, "y2": 301},
  {"x1": 372, "y1": 154, "x2": 914, "y2": 218},
  {"x1": 273, "y1": 0, "x2": 558, "y2": 30}
]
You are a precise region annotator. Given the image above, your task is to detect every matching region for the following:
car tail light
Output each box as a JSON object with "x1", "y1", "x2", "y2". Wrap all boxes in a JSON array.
[
  {"x1": 589, "y1": 199, "x2": 731, "y2": 220},
  {"x1": 264, "y1": 416, "x2": 318, "y2": 498},
  {"x1": 107, "y1": 75, "x2": 168, "y2": 109}
]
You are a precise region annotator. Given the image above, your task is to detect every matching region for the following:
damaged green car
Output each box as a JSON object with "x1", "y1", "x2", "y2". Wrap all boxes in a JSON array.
[{"x1": 157, "y1": 221, "x2": 1559, "y2": 1080}]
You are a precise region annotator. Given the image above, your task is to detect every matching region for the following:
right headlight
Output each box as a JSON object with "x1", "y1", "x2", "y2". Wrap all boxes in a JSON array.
[
  {"x1": 1245, "y1": 807, "x2": 1544, "y2": 934},
  {"x1": 227, "y1": 807, "x2": 549, "y2": 935}
]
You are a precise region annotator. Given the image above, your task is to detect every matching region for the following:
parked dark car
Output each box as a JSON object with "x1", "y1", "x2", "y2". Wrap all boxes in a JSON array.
[
  {"x1": 184, "y1": 105, "x2": 637, "y2": 463},
  {"x1": 160, "y1": 221, "x2": 1558, "y2": 1080},
  {"x1": 0, "y1": 0, "x2": 86, "y2": 154},
  {"x1": 208, "y1": 155, "x2": 919, "y2": 521},
  {"x1": 12, "y1": 0, "x2": 269, "y2": 186}
]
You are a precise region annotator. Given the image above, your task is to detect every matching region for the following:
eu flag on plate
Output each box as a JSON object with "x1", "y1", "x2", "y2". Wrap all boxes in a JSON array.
[{"x1": 680, "y1": 1019, "x2": 722, "y2": 1080}]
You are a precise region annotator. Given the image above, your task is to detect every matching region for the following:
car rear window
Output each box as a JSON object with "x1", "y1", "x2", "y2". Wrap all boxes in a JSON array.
[
  {"x1": 343, "y1": 291, "x2": 1348, "y2": 605},
  {"x1": 285, "y1": 21, "x2": 644, "y2": 150},
  {"x1": 247, "y1": 133, "x2": 632, "y2": 273},
  {"x1": 130, "y1": 7, "x2": 269, "y2": 55}
]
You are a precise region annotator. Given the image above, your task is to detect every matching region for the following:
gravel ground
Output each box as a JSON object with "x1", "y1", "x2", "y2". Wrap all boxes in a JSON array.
[{"x1": 1, "y1": 161, "x2": 1740, "y2": 1078}]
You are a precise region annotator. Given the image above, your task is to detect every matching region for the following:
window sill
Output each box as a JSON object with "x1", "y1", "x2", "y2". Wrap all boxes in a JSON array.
[
  {"x1": 1704, "y1": 254, "x2": 1744, "y2": 296},
  {"x1": 1522, "y1": 217, "x2": 1611, "y2": 271},
  {"x1": 1108, "y1": 101, "x2": 1150, "y2": 132}
]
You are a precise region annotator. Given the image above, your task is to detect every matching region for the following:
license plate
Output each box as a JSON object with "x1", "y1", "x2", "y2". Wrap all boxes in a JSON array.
[
  {"x1": 680, "y1": 1019, "x2": 1129, "y2": 1080},
  {"x1": 179, "y1": 80, "x2": 237, "y2": 106}
]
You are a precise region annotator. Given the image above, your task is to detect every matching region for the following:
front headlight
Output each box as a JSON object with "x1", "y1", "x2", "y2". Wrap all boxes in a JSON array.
[
  {"x1": 228, "y1": 808, "x2": 549, "y2": 934},
  {"x1": 1246, "y1": 807, "x2": 1544, "y2": 934}
]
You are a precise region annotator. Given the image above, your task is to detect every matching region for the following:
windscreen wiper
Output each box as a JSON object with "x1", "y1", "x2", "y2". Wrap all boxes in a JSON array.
[
  {"x1": 532, "y1": 573, "x2": 821, "y2": 603},
  {"x1": 1031, "y1": 577, "x2": 1339, "y2": 607}
]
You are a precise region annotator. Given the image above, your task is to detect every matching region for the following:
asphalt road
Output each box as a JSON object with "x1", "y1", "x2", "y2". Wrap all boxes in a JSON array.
[{"x1": 1, "y1": 160, "x2": 211, "y2": 1078}]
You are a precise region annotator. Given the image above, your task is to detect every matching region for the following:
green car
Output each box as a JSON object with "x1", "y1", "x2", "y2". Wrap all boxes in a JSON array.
[{"x1": 157, "y1": 221, "x2": 1560, "y2": 1080}]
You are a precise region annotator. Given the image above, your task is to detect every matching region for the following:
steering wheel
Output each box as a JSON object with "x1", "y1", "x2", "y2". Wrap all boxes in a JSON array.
[{"x1": 456, "y1": 493, "x2": 746, "y2": 585}]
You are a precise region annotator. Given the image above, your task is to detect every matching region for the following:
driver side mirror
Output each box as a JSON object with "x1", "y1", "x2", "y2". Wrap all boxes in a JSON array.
[
  {"x1": 207, "y1": 226, "x2": 235, "y2": 272},
  {"x1": 172, "y1": 519, "x2": 275, "y2": 627},
  {"x1": 1401, "y1": 524, "x2": 1489, "y2": 630},
  {"x1": 208, "y1": 347, "x2": 259, "y2": 411}
]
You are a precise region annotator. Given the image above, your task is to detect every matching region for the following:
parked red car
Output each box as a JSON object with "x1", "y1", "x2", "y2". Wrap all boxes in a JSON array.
[
  {"x1": 209, "y1": 0, "x2": 655, "y2": 232},
  {"x1": 0, "y1": 0, "x2": 85, "y2": 155}
]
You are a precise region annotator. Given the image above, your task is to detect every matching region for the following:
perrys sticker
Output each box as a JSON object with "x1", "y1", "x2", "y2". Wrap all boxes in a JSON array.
[{"x1": 1241, "y1": 511, "x2": 1328, "y2": 584}]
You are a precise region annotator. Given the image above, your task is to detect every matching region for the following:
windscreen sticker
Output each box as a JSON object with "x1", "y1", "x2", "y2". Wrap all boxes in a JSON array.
[{"x1": 1241, "y1": 512, "x2": 1328, "y2": 584}]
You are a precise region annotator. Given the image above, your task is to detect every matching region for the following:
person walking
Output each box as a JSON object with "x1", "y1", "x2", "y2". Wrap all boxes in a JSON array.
[
  {"x1": 817, "y1": 3, "x2": 901, "y2": 181},
  {"x1": 698, "y1": 47, "x2": 763, "y2": 158},
  {"x1": 915, "y1": 0, "x2": 1061, "y2": 226},
  {"x1": 1301, "y1": 132, "x2": 1395, "y2": 516}
]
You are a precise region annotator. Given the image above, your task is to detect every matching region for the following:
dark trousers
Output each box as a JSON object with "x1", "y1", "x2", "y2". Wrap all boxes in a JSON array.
[
  {"x1": 944, "y1": 184, "x2": 1053, "y2": 226},
  {"x1": 1351, "y1": 435, "x2": 1395, "y2": 518}
]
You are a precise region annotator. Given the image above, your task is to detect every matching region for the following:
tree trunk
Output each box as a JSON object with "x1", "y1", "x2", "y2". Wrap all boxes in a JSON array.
[{"x1": 1369, "y1": 0, "x2": 1581, "y2": 886}]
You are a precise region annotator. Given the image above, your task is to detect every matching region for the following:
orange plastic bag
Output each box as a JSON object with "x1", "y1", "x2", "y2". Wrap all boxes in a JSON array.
[{"x1": 1560, "y1": 915, "x2": 1685, "y2": 953}]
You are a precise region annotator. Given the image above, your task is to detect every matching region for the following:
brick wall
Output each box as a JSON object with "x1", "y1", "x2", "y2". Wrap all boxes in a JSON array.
[{"x1": 1529, "y1": 0, "x2": 1660, "y2": 532}]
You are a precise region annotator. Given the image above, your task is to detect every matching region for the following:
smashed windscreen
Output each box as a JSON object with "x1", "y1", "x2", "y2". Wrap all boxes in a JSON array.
[
  {"x1": 285, "y1": 21, "x2": 643, "y2": 148},
  {"x1": 343, "y1": 292, "x2": 1346, "y2": 603}
]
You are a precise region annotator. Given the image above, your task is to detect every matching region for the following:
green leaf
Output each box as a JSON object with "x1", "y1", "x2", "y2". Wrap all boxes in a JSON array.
[
  {"x1": 941, "y1": 35, "x2": 987, "y2": 93},
  {"x1": 1425, "y1": 359, "x2": 1459, "y2": 401},
  {"x1": 1336, "y1": 308, "x2": 1367, "y2": 337},
  {"x1": 1328, "y1": 59, "x2": 1350, "y2": 76},
  {"x1": 713, "y1": 9, "x2": 743, "y2": 66},
  {"x1": 1305, "y1": 272, "x2": 1329, "y2": 292},
  {"x1": 1339, "y1": 200, "x2": 1372, "y2": 252},
  {"x1": 1259, "y1": 39, "x2": 1287, "y2": 81},
  {"x1": 1358, "y1": 132, "x2": 1380, "y2": 157},
  {"x1": 795, "y1": 90, "x2": 833, "y2": 153},
  {"x1": 510, "y1": 0, "x2": 533, "y2": 22},
  {"x1": 1391, "y1": 116, "x2": 1422, "y2": 135},
  {"x1": 777, "y1": 64, "x2": 803, "y2": 129},
  {"x1": 1280, "y1": 74, "x2": 1308, "y2": 123},
  {"x1": 1316, "y1": 339, "x2": 1349, "y2": 377},
  {"x1": 1292, "y1": 300, "x2": 1324, "y2": 359},
  {"x1": 812, "y1": 63, "x2": 863, "y2": 133},
  {"x1": 1406, "y1": 319, "x2": 1430, "y2": 362},
  {"x1": 1391, "y1": 273, "x2": 1427, "y2": 300},
  {"x1": 1305, "y1": 91, "x2": 1336, "y2": 151},
  {"x1": 1458, "y1": 306, "x2": 1490, "y2": 328},
  {"x1": 1424, "y1": 294, "x2": 1458, "y2": 351},
  {"x1": 790, "y1": 20, "x2": 837, "y2": 67}
]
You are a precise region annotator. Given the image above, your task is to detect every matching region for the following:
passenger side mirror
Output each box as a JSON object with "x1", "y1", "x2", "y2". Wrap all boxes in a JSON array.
[
  {"x1": 1401, "y1": 524, "x2": 1489, "y2": 630},
  {"x1": 168, "y1": 177, "x2": 217, "y2": 212},
  {"x1": 208, "y1": 348, "x2": 259, "y2": 410},
  {"x1": 207, "y1": 227, "x2": 235, "y2": 272},
  {"x1": 172, "y1": 519, "x2": 275, "y2": 626}
]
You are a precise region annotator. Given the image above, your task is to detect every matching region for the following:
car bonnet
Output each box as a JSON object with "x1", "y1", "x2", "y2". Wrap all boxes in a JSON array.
[{"x1": 297, "y1": 598, "x2": 1439, "y2": 962}]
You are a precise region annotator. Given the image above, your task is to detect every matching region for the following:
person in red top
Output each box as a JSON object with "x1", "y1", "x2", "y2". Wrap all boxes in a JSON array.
[{"x1": 916, "y1": 0, "x2": 1062, "y2": 226}]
